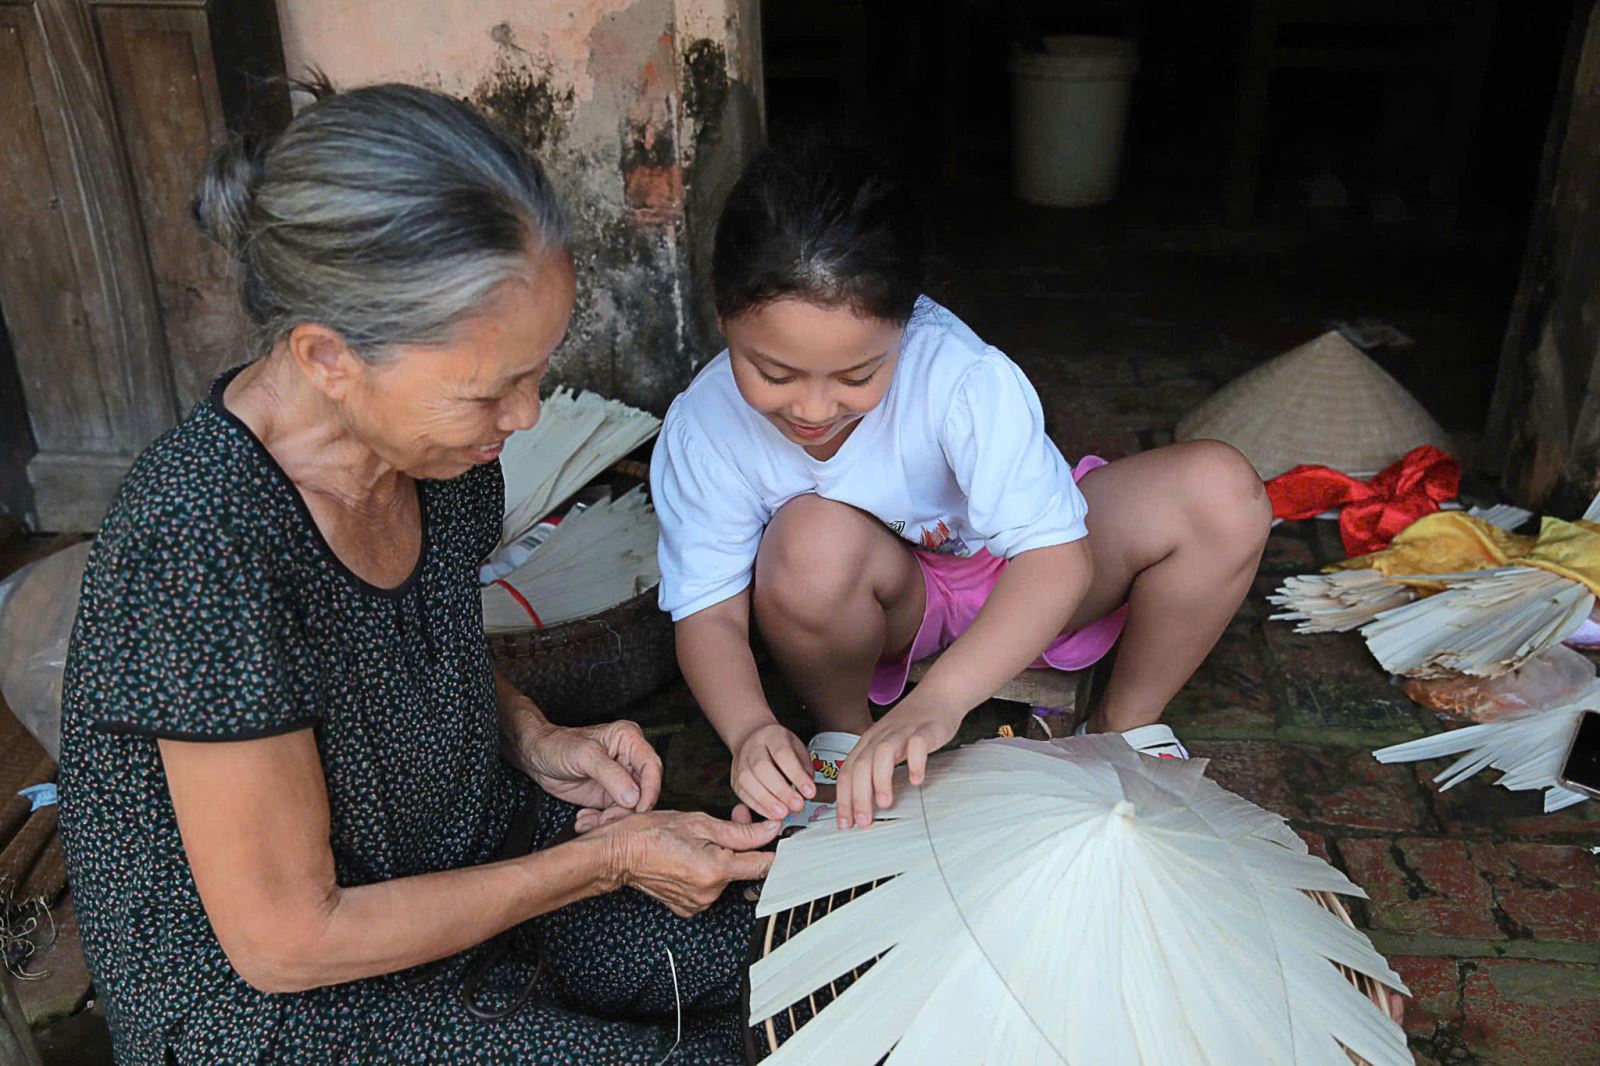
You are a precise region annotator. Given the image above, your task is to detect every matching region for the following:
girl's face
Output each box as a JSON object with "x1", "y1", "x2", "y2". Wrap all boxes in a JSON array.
[{"x1": 721, "y1": 298, "x2": 903, "y2": 459}]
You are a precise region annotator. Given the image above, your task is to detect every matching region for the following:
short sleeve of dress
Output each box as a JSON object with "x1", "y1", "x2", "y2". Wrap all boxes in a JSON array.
[
  {"x1": 460, "y1": 459, "x2": 506, "y2": 564},
  {"x1": 650, "y1": 417, "x2": 769, "y2": 621},
  {"x1": 78, "y1": 516, "x2": 316, "y2": 741},
  {"x1": 940, "y1": 349, "x2": 1089, "y2": 558}
]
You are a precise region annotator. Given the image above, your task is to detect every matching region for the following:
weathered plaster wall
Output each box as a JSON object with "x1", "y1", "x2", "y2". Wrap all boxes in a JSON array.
[{"x1": 274, "y1": 0, "x2": 762, "y2": 412}]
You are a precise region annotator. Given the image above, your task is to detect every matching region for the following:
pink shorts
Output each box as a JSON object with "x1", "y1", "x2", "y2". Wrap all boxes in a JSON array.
[{"x1": 869, "y1": 455, "x2": 1127, "y2": 706}]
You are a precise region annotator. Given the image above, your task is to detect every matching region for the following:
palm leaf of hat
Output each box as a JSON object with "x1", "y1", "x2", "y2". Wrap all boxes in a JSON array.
[{"x1": 749, "y1": 736, "x2": 1410, "y2": 1066}]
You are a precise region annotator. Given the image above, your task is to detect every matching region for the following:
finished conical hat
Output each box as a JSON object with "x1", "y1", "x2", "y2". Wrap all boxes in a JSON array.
[{"x1": 1176, "y1": 331, "x2": 1453, "y2": 479}]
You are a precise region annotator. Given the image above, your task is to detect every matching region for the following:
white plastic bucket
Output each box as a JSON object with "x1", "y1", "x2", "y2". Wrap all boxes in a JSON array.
[{"x1": 1009, "y1": 36, "x2": 1138, "y2": 207}]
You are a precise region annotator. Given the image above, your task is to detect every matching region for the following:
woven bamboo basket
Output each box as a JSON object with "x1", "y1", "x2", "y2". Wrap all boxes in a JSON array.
[
  {"x1": 742, "y1": 879, "x2": 1392, "y2": 1064},
  {"x1": 485, "y1": 461, "x2": 678, "y2": 725}
]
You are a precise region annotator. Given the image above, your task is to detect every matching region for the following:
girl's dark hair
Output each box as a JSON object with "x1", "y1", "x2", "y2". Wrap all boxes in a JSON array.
[{"x1": 711, "y1": 146, "x2": 924, "y2": 324}]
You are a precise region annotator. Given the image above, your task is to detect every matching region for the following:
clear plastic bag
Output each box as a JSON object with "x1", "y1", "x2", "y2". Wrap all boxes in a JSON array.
[
  {"x1": 0, "y1": 541, "x2": 91, "y2": 760},
  {"x1": 1400, "y1": 641, "x2": 1598, "y2": 723}
]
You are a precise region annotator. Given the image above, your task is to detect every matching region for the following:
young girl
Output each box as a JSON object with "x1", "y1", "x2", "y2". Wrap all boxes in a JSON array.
[{"x1": 651, "y1": 148, "x2": 1271, "y2": 831}]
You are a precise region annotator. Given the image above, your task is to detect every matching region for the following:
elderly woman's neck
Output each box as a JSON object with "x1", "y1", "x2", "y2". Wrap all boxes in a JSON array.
[{"x1": 227, "y1": 354, "x2": 409, "y2": 517}]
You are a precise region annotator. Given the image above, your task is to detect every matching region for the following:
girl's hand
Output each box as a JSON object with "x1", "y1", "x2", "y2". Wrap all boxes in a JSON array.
[
  {"x1": 731, "y1": 722, "x2": 816, "y2": 821},
  {"x1": 1384, "y1": 987, "x2": 1406, "y2": 1025},
  {"x1": 588, "y1": 810, "x2": 780, "y2": 916},
  {"x1": 835, "y1": 702, "x2": 960, "y2": 828},
  {"x1": 518, "y1": 720, "x2": 663, "y2": 830}
]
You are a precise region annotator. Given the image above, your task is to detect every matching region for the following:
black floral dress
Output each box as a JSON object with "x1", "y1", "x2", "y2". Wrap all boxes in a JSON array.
[{"x1": 57, "y1": 367, "x2": 752, "y2": 1064}]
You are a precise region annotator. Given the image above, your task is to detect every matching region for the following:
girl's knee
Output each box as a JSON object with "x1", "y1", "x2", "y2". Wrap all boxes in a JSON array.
[
  {"x1": 754, "y1": 496, "x2": 877, "y2": 621},
  {"x1": 1176, "y1": 440, "x2": 1272, "y2": 547}
]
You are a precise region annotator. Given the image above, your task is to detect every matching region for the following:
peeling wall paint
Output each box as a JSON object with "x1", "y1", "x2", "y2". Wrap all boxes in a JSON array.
[{"x1": 273, "y1": 0, "x2": 762, "y2": 412}]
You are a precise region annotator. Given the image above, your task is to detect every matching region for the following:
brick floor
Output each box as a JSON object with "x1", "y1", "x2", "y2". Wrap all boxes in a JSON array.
[
  {"x1": 1390, "y1": 954, "x2": 1466, "y2": 1051},
  {"x1": 1460, "y1": 960, "x2": 1600, "y2": 1064},
  {"x1": 1185, "y1": 738, "x2": 1306, "y2": 821},
  {"x1": 1161, "y1": 625, "x2": 1277, "y2": 737},
  {"x1": 1472, "y1": 842, "x2": 1600, "y2": 945},
  {"x1": 1338, "y1": 837, "x2": 1504, "y2": 941},
  {"x1": 1290, "y1": 746, "x2": 1434, "y2": 832}
]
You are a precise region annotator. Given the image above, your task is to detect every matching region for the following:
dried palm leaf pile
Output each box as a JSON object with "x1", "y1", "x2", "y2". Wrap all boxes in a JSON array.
[
  {"x1": 1267, "y1": 501, "x2": 1597, "y2": 679},
  {"x1": 478, "y1": 390, "x2": 661, "y2": 632},
  {"x1": 495, "y1": 388, "x2": 661, "y2": 553},
  {"x1": 1374, "y1": 682, "x2": 1597, "y2": 813},
  {"x1": 1269, "y1": 493, "x2": 1600, "y2": 812},
  {"x1": 481, "y1": 486, "x2": 660, "y2": 632}
]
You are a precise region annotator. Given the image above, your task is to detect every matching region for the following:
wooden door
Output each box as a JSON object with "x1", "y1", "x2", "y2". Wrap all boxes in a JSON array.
[
  {"x1": 93, "y1": 0, "x2": 288, "y2": 410},
  {"x1": 0, "y1": 0, "x2": 285, "y2": 530},
  {"x1": 0, "y1": 0, "x2": 173, "y2": 529}
]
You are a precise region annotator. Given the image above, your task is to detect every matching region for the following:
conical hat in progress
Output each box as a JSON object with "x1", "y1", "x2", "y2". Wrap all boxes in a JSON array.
[
  {"x1": 747, "y1": 735, "x2": 1411, "y2": 1065},
  {"x1": 1175, "y1": 332, "x2": 1453, "y2": 479}
]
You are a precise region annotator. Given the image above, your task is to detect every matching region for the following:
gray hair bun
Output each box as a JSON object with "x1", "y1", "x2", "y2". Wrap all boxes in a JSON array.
[
  {"x1": 191, "y1": 136, "x2": 264, "y2": 258},
  {"x1": 190, "y1": 77, "x2": 569, "y2": 362}
]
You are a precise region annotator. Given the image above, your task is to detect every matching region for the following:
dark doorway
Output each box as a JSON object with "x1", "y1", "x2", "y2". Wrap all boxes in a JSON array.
[{"x1": 759, "y1": 0, "x2": 1577, "y2": 465}]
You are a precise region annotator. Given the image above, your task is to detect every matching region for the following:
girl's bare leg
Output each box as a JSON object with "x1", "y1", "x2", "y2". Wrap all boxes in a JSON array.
[
  {"x1": 1065, "y1": 440, "x2": 1272, "y2": 732},
  {"x1": 751, "y1": 495, "x2": 926, "y2": 734}
]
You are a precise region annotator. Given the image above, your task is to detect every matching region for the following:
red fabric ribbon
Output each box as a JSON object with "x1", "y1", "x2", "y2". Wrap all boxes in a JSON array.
[{"x1": 1265, "y1": 445, "x2": 1460, "y2": 557}]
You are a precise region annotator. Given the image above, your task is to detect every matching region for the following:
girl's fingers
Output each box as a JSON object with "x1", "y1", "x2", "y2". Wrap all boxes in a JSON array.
[
  {"x1": 730, "y1": 803, "x2": 754, "y2": 824},
  {"x1": 872, "y1": 737, "x2": 902, "y2": 813},
  {"x1": 773, "y1": 735, "x2": 817, "y2": 799},
  {"x1": 836, "y1": 723, "x2": 883, "y2": 828},
  {"x1": 906, "y1": 733, "x2": 930, "y2": 786},
  {"x1": 849, "y1": 741, "x2": 878, "y2": 827},
  {"x1": 735, "y1": 775, "x2": 785, "y2": 822},
  {"x1": 752, "y1": 755, "x2": 804, "y2": 815},
  {"x1": 834, "y1": 759, "x2": 855, "y2": 828}
]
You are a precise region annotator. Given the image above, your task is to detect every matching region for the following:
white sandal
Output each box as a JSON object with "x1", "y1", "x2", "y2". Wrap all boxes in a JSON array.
[{"x1": 1074, "y1": 720, "x2": 1191, "y2": 760}]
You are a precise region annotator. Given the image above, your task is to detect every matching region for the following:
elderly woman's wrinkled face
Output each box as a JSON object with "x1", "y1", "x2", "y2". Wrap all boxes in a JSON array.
[{"x1": 346, "y1": 249, "x2": 577, "y2": 481}]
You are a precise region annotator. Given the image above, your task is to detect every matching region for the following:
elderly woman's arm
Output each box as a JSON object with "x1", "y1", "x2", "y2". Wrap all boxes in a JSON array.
[{"x1": 160, "y1": 731, "x2": 777, "y2": 994}]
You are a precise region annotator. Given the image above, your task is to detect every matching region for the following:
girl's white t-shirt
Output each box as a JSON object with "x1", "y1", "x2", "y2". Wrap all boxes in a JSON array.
[{"x1": 651, "y1": 297, "x2": 1089, "y2": 621}]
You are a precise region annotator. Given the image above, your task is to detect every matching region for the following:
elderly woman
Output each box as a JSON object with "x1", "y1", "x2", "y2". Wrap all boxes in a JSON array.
[{"x1": 57, "y1": 83, "x2": 776, "y2": 1064}]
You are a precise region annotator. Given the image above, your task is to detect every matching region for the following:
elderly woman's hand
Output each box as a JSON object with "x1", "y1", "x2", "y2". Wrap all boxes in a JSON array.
[
  {"x1": 517, "y1": 720, "x2": 663, "y2": 831},
  {"x1": 587, "y1": 810, "x2": 779, "y2": 916}
]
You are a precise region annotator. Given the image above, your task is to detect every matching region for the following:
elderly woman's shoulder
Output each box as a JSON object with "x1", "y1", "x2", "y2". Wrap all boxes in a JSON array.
[{"x1": 98, "y1": 403, "x2": 285, "y2": 561}]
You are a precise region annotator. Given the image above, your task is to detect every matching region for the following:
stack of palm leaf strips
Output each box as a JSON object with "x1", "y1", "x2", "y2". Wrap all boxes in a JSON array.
[
  {"x1": 1269, "y1": 495, "x2": 1600, "y2": 679},
  {"x1": 479, "y1": 389, "x2": 661, "y2": 632}
]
